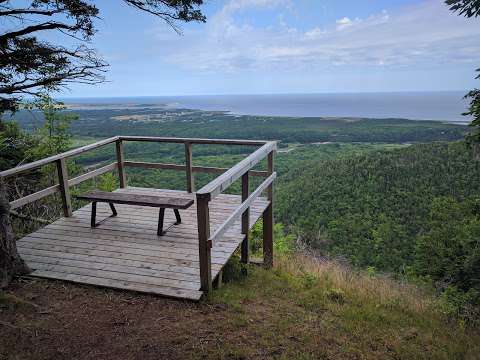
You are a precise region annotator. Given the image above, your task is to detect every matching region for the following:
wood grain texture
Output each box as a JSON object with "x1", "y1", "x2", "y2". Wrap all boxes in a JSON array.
[
  {"x1": 57, "y1": 158, "x2": 72, "y2": 217},
  {"x1": 68, "y1": 162, "x2": 117, "y2": 187},
  {"x1": 196, "y1": 141, "x2": 276, "y2": 200},
  {"x1": 9, "y1": 184, "x2": 60, "y2": 210},
  {"x1": 116, "y1": 140, "x2": 126, "y2": 188},
  {"x1": 119, "y1": 136, "x2": 267, "y2": 146},
  {"x1": 123, "y1": 161, "x2": 268, "y2": 177},
  {"x1": 75, "y1": 190, "x2": 194, "y2": 209},
  {"x1": 185, "y1": 142, "x2": 194, "y2": 193},
  {"x1": 0, "y1": 137, "x2": 118, "y2": 178},
  {"x1": 17, "y1": 188, "x2": 269, "y2": 301},
  {"x1": 241, "y1": 172, "x2": 249, "y2": 263}
]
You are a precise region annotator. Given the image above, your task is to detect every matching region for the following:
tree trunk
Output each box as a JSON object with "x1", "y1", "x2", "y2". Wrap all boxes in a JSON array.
[{"x1": 0, "y1": 178, "x2": 30, "y2": 288}]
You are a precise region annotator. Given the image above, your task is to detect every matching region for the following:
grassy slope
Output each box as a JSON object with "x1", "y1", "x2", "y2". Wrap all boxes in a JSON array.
[
  {"x1": 210, "y1": 255, "x2": 479, "y2": 359},
  {"x1": 2, "y1": 254, "x2": 479, "y2": 359}
]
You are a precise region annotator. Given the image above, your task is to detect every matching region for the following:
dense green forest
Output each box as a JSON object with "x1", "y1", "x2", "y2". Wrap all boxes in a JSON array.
[
  {"x1": 277, "y1": 141, "x2": 480, "y2": 319},
  {"x1": 8, "y1": 106, "x2": 467, "y2": 143},
  {"x1": 2, "y1": 103, "x2": 479, "y2": 323}
]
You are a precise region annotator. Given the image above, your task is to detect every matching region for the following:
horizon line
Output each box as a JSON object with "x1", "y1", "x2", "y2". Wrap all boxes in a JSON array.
[{"x1": 57, "y1": 89, "x2": 470, "y2": 100}]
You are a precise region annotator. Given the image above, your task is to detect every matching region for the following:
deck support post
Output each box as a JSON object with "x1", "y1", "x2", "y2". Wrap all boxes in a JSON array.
[
  {"x1": 56, "y1": 158, "x2": 72, "y2": 217},
  {"x1": 116, "y1": 139, "x2": 126, "y2": 188},
  {"x1": 241, "y1": 171, "x2": 250, "y2": 263},
  {"x1": 263, "y1": 150, "x2": 275, "y2": 268},
  {"x1": 196, "y1": 194, "x2": 212, "y2": 292},
  {"x1": 185, "y1": 142, "x2": 194, "y2": 193}
]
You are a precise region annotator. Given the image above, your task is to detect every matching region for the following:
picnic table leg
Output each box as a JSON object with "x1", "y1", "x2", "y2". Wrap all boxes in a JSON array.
[
  {"x1": 109, "y1": 202, "x2": 117, "y2": 216},
  {"x1": 174, "y1": 209, "x2": 181, "y2": 225},
  {"x1": 91, "y1": 202, "x2": 97, "y2": 228},
  {"x1": 158, "y1": 208, "x2": 165, "y2": 236}
]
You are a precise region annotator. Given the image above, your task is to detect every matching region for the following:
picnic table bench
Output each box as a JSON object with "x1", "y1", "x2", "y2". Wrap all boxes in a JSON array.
[{"x1": 75, "y1": 190, "x2": 194, "y2": 236}]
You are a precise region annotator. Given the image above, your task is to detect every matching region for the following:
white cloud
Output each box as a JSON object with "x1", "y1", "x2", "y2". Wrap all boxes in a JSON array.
[
  {"x1": 152, "y1": 0, "x2": 480, "y2": 73},
  {"x1": 336, "y1": 17, "x2": 354, "y2": 30},
  {"x1": 305, "y1": 27, "x2": 325, "y2": 39}
]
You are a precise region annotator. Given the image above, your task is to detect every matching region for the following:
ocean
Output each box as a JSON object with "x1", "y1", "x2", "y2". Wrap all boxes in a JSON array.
[{"x1": 62, "y1": 91, "x2": 472, "y2": 124}]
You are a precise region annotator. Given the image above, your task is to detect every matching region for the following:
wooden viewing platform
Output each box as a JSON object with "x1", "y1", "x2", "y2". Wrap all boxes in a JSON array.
[{"x1": 1, "y1": 136, "x2": 277, "y2": 301}]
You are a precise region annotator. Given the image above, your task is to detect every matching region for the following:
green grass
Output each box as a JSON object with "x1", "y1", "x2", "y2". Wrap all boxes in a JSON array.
[{"x1": 201, "y1": 254, "x2": 480, "y2": 360}]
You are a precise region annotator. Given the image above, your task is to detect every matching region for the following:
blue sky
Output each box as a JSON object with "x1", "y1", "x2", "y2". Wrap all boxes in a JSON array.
[{"x1": 63, "y1": 0, "x2": 480, "y2": 97}]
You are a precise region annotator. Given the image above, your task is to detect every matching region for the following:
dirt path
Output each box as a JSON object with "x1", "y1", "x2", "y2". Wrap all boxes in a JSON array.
[
  {"x1": 1, "y1": 278, "x2": 238, "y2": 360},
  {"x1": 2, "y1": 261, "x2": 479, "y2": 360}
]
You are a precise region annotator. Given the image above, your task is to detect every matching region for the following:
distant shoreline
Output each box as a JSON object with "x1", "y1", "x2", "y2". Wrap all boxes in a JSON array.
[
  {"x1": 58, "y1": 92, "x2": 471, "y2": 124},
  {"x1": 58, "y1": 94, "x2": 470, "y2": 125}
]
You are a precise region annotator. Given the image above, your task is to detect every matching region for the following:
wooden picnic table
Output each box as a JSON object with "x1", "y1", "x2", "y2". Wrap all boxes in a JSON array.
[{"x1": 75, "y1": 190, "x2": 194, "y2": 236}]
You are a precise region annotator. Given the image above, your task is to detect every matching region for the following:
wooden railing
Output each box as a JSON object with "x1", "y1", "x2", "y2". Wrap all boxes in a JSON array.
[
  {"x1": 195, "y1": 141, "x2": 277, "y2": 291},
  {"x1": 0, "y1": 136, "x2": 277, "y2": 292},
  {"x1": 0, "y1": 136, "x2": 120, "y2": 214}
]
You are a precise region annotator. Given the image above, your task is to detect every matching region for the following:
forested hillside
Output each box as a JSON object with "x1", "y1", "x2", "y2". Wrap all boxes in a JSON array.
[
  {"x1": 277, "y1": 141, "x2": 480, "y2": 319},
  {"x1": 8, "y1": 107, "x2": 467, "y2": 143},
  {"x1": 3, "y1": 104, "x2": 479, "y2": 323}
]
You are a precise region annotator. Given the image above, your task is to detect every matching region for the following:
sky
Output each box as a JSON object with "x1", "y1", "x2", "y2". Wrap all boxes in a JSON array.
[{"x1": 63, "y1": 0, "x2": 480, "y2": 97}]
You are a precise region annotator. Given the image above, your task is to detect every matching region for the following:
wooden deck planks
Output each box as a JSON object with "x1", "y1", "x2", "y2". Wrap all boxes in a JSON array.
[{"x1": 17, "y1": 187, "x2": 269, "y2": 301}]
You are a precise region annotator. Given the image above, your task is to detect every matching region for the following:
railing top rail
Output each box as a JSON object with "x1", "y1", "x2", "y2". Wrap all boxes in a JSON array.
[
  {"x1": 197, "y1": 141, "x2": 277, "y2": 201},
  {"x1": 119, "y1": 136, "x2": 268, "y2": 146},
  {"x1": 208, "y1": 172, "x2": 276, "y2": 244},
  {"x1": 0, "y1": 136, "x2": 273, "y2": 179},
  {"x1": 0, "y1": 136, "x2": 120, "y2": 179}
]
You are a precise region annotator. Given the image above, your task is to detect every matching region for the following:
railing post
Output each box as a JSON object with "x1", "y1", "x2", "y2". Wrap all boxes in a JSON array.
[
  {"x1": 263, "y1": 150, "x2": 274, "y2": 268},
  {"x1": 116, "y1": 139, "x2": 126, "y2": 188},
  {"x1": 185, "y1": 142, "x2": 194, "y2": 193},
  {"x1": 241, "y1": 171, "x2": 250, "y2": 263},
  {"x1": 196, "y1": 194, "x2": 212, "y2": 292},
  {"x1": 56, "y1": 158, "x2": 72, "y2": 217}
]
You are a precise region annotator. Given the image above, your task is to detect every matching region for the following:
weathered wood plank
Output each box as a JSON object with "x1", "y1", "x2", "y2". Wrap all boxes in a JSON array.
[
  {"x1": 55, "y1": 212, "x2": 245, "y2": 239},
  {"x1": 209, "y1": 173, "x2": 276, "y2": 243},
  {"x1": 57, "y1": 158, "x2": 72, "y2": 217},
  {"x1": 73, "y1": 194, "x2": 268, "y2": 218},
  {"x1": 18, "y1": 237, "x2": 234, "y2": 263},
  {"x1": 68, "y1": 162, "x2": 117, "y2": 187},
  {"x1": 21, "y1": 232, "x2": 236, "y2": 258},
  {"x1": 75, "y1": 190, "x2": 194, "y2": 209},
  {"x1": 19, "y1": 248, "x2": 203, "y2": 277},
  {"x1": 28, "y1": 261, "x2": 200, "y2": 290},
  {"x1": 185, "y1": 142, "x2": 194, "y2": 193},
  {"x1": 119, "y1": 136, "x2": 267, "y2": 146},
  {"x1": 196, "y1": 141, "x2": 277, "y2": 200},
  {"x1": 33, "y1": 223, "x2": 242, "y2": 251},
  {"x1": 10, "y1": 184, "x2": 60, "y2": 210},
  {"x1": 0, "y1": 136, "x2": 118, "y2": 178},
  {"x1": 44, "y1": 218, "x2": 245, "y2": 247},
  {"x1": 123, "y1": 162, "x2": 268, "y2": 177},
  {"x1": 241, "y1": 172, "x2": 249, "y2": 263},
  {"x1": 264, "y1": 149, "x2": 275, "y2": 268},
  {"x1": 86, "y1": 195, "x2": 270, "y2": 217},
  {"x1": 23, "y1": 254, "x2": 200, "y2": 283},
  {"x1": 16, "y1": 187, "x2": 270, "y2": 300},
  {"x1": 18, "y1": 246, "x2": 223, "y2": 274},
  {"x1": 116, "y1": 140, "x2": 126, "y2": 188},
  {"x1": 17, "y1": 241, "x2": 226, "y2": 269},
  {"x1": 32, "y1": 226, "x2": 238, "y2": 253},
  {"x1": 70, "y1": 208, "x2": 264, "y2": 237},
  {"x1": 196, "y1": 195, "x2": 212, "y2": 292},
  {"x1": 30, "y1": 270, "x2": 203, "y2": 300}
]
